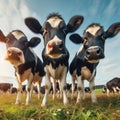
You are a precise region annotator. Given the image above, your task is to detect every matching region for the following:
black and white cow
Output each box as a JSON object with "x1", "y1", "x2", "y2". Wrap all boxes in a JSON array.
[
  {"x1": 0, "y1": 30, "x2": 45, "y2": 105},
  {"x1": 11, "y1": 87, "x2": 17, "y2": 94},
  {"x1": 103, "y1": 77, "x2": 120, "y2": 95},
  {"x1": 24, "y1": 13, "x2": 84, "y2": 106},
  {"x1": 69, "y1": 22, "x2": 120, "y2": 103}
]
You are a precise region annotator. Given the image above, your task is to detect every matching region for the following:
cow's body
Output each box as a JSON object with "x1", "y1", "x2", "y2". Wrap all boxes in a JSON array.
[
  {"x1": 69, "y1": 22, "x2": 120, "y2": 103},
  {"x1": 25, "y1": 13, "x2": 84, "y2": 106},
  {"x1": 103, "y1": 77, "x2": 120, "y2": 95},
  {"x1": 0, "y1": 30, "x2": 45, "y2": 105},
  {"x1": 0, "y1": 83, "x2": 13, "y2": 93}
]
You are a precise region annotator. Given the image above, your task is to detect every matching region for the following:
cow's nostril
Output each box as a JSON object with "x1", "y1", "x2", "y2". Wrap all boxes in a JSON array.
[
  {"x1": 86, "y1": 50, "x2": 90, "y2": 57},
  {"x1": 17, "y1": 52, "x2": 22, "y2": 56},
  {"x1": 59, "y1": 43, "x2": 63, "y2": 49},
  {"x1": 96, "y1": 48, "x2": 101, "y2": 55},
  {"x1": 48, "y1": 43, "x2": 52, "y2": 49}
]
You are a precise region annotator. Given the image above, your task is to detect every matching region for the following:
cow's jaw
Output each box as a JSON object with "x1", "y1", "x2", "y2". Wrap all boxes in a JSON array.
[{"x1": 85, "y1": 57, "x2": 99, "y2": 63}]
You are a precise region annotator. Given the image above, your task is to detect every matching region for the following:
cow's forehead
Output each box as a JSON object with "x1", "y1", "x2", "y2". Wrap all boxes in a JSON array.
[
  {"x1": 11, "y1": 31, "x2": 25, "y2": 40},
  {"x1": 85, "y1": 25, "x2": 101, "y2": 36},
  {"x1": 47, "y1": 16, "x2": 63, "y2": 28}
]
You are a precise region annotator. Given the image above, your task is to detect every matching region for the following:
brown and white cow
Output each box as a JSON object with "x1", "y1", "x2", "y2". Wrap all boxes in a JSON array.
[
  {"x1": 69, "y1": 22, "x2": 120, "y2": 103},
  {"x1": 0, "y1": 30, "x2": 45, "y2": 105},
  {"x1": 24, "y1": 13, "x2": 84, "y2": 106}
]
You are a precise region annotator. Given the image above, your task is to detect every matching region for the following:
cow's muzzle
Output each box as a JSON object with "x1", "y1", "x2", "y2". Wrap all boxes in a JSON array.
[
  {"x1": 85, "y1": 46, "x2": 104, "y2": 63},
  {"x1": 5, "y1": 47, "x2": 25, "y2": 66},
  {"x1": 46, "y1": 41, "x2": 64, "y2": 58}
]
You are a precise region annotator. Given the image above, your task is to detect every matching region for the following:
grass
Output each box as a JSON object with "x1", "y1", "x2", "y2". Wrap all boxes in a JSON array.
[{"x1": 0, "y1": 90, "x2": 120, "y2": 120}]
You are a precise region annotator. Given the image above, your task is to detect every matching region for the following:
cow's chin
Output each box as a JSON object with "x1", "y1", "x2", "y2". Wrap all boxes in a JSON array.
[
  {"x1": 48, "y1": 53, "x2": 63, "y2": 59},
  {"x1": 87, "y1": 59, "x2": 99, "y2": 63},
  {"x1": 5, "y1": 57, "x2": 25, "y2": 67},
  {"x1": 84, "y1": 56, "x2": 100, "y2": 63}
]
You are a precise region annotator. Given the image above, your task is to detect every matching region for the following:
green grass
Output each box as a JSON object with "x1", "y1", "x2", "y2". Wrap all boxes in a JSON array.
[{"x1": 0, "y1": 91, "x2": 120, "y2": 120}]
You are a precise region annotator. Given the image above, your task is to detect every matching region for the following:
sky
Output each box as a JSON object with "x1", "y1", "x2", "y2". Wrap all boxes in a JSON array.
[{"x1": 0, "y1": 0, "x2": 120, "y2": 87}]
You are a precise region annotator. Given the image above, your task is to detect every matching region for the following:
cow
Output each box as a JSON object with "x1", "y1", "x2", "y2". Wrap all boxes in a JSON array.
[
  {"x1": 0, "y1": 83, "x2": 13, "y2": 93},
  {"x1": 69, "y1": 22, "x2": 120, "y2": 103},
  {"x1": 11, "y1": 87, "x2": 17, "y2": 94},
  {"x1": 0, "y1": 30, "x2": 45, "y2": 105},
  {"x1": 103, "y1": 77, "x2": 120, "y2": 95},
  {"x1": 24, "y1": 13, "x2": 84, "y2": 106}
]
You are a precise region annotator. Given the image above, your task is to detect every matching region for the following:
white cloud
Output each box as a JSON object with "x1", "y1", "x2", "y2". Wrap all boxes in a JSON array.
[
  {"x1": 0, "y1": 0, "x2": 38, "y2": 34},
  {"x1": 106, "y1": 34, "x2": 120, "y2": 48},
  {"x1": 89, "y1": 0, "x2": 101, "y2": 16},
  {"x1": 100, "y1": 63, "x2": 116, "y2": 72},
  {"x1": 104, "y1": 1, "x2": 116, "y2": 17}
]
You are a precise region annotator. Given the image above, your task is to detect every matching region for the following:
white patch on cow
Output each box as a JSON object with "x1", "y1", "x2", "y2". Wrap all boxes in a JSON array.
[
  {"x1": 81, "y1": 66, "x2": 93, "y2": 80},
  {"x1": 12, "y1": 31, "x2": 25, "y2": 40},
  {"x1": 89, "y1": 76, "x2": 97, "y2": 103},
  {"x1": 88, "y1": 46, "x2": 99, "y2": 50},
  {"x1": 15, "y1": 69, "x2": 33, "y2": 105},
  {"x1": 113, "y1": 87, "x2": 117, "y2": 93},
  {"x1": 26, "y1": 72, "x2": 33, "y2": 105},
  {"x1": 18, "y1": 68, "x2": 32, "y2": 82},
  {"x1": 77, "y1": 44, "x2": 84, "y2": 55},
  {"x1": 45, "y1": 64, "x2": 66, "y2": 79},
  {"x1": 86, "y1": 25, "x2": 101, "y2": 36},
  {"x1": 41, "y1": 62, "x2": 69, "y2": 106},
  {"x1": 90, "y1": 69, "x2": 96, "y2": 81},
  {"x1": 47, "y1": 17, "x2": 62, "y2": 28}
]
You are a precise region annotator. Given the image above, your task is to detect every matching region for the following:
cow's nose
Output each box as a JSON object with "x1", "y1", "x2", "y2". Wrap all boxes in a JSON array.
[
  {"x1": 86, "y1": 46, "x2": 104, "y2": 59},
  {"x1": 86, "y1": 46, "x2": 101, "y2": 57},
  {"x1": 7, "y1": 49, "x2": 22, "y2": 57}
]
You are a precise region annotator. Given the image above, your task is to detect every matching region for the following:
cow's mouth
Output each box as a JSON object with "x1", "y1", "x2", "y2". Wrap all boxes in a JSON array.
[
  {"x1": 84, "y1": 56, "x2": 100, "y2": 63},
  {"x1": 85, "y1": 54, "x2": 105, "y2": 63},
  {"x1": 46, "y1": 46, "x2": 64, "y2": 58},
  {"x1": 48, "y1": 53, "x2": 63, "y2": 58}
]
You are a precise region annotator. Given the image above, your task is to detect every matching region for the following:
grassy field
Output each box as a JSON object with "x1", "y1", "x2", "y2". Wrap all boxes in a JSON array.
[{"x1": 0, "y1": 89, "x2": 120, "y2": 120}]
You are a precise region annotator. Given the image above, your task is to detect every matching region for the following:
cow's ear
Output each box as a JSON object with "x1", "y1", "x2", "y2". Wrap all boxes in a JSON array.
[
  {"x1": 69, "y1": 33, "x2": 83, "y2": 44},
  {"x1": 27, "y1": 37, "x2": 41, "y2": 47},
  {"x1": 24, "y1": 17, "x2": 42, "y2": 34},
  {"x1": 66, "y1": 15, "x2": 84, "y2": 33},
  {"x1": 0, "y1": 30, "x2": 7, "y2": 43},
  {"x1": 103, "y1": 22, "x2": 120, "y2": 39}
]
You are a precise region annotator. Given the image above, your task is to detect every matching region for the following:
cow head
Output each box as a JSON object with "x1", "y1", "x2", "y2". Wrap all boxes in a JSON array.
[
  {"x1": 0, "y1": 30, "x2": 41, "y2": 66},
  {"x1": 70, "y1": 22, "x2": 120, "y2": 63},
  {"x1": 25, "y1": 13, "x2": 84, "y2": 58}
]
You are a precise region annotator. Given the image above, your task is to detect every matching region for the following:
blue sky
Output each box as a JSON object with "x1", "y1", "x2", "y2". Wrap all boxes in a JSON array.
[{"x1": 0, "y1": 0, "x2": 120, "y2": 87}]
